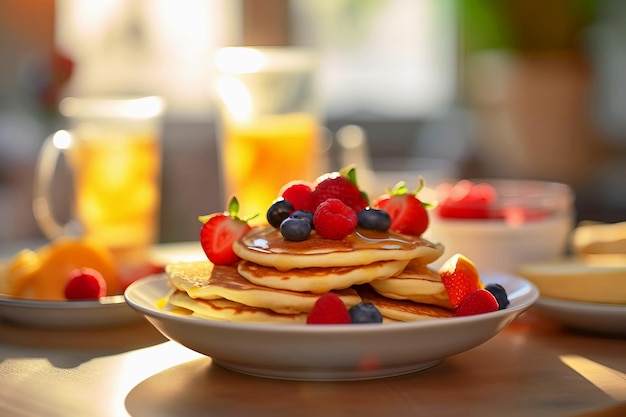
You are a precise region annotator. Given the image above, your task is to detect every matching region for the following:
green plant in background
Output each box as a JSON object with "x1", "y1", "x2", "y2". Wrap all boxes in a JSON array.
[{"x1": 459, "y1": 0, "x2": 598, "y2": 54}]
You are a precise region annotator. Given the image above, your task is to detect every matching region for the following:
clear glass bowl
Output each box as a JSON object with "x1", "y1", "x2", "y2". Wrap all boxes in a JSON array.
[{"x1": 423, "y1": 179, "x2": 575, "y2": 275}]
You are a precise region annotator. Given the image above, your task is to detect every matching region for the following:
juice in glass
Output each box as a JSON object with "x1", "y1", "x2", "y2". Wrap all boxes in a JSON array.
[
  {"x1": 221, "y1": 112, "x2": 319, "y2": 220},
  {"x1": 215, "y1": 47, "x2": 321, "y2": 221},
  {"x1": 67, "y1": 128, "x2": 161, "y2": 262},
  {"x1": 33, "y1": 96, "x2": 164, "y2": 269}
]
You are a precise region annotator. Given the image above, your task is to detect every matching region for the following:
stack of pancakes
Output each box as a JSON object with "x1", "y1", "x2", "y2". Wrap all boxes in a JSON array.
[{"x1": 166, "y1": 226, "x2": 454, "y2": 323}]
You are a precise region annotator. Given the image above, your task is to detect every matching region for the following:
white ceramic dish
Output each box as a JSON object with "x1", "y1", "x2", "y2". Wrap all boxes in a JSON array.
[
  {"x1": 534, "y1": 297, "x2": 626, "y2": 336},
  {"x1": 125, "y1": 274, "x2": 538, "y2": 381},
  {"x1": 0, "y1": 293, "x2": 142, "y2": 329}
]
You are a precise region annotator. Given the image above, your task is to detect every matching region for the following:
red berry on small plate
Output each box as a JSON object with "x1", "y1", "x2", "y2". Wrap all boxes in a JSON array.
[
  {"x1": 64, "y1": 267, "x2": 107, "y2": 300},
  {"x1": 455, "y1": 289, "x2": 499, "y2": 317},
  {"x1": 307, "y1": 293, "x2": 351, "y2": 324},
  {"x1": 199, "y1": 196, "x2": 253, "y2": 265},
  {"x1": 313, "y1": 198, "x2": 357, "y2": 240}
]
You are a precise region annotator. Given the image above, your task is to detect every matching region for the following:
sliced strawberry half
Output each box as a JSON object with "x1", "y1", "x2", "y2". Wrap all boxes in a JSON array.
[
  {"x1": 371, "y1": 179, "x2": 431, "y2": 236},
  {"x1": 439, "y1": 253, "x2": 484, "y2": 310},
  {"x1": 199, "y1": 197, "x2": 253, "y2": 265},
  {"x1": 455, "y1": 289, "x2": 499, "y2": 316}
]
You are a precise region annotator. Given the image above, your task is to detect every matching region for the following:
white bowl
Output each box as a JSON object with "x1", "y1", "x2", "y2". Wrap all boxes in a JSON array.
[
  {"x1": 423, "y1": 179, "x2": 575, "y2": 274},
  {"x1": 125, "y1": 274, "x2": 538, "y2": 381}
]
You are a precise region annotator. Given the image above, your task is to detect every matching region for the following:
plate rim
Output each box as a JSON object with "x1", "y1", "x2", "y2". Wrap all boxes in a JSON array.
[
  {"x1": 0, "y1": 293, "x2": 126, "y2": 309},
  {"x1": 536, "y1": 296, "x2": 626, "y2": 314}
]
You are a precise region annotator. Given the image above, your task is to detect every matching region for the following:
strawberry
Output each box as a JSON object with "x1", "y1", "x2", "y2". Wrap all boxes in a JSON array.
[
  {"x1": 307, "y1": 293, "x2": 351, "y2": 324},
  {"x1": 312, "y1": 166, "x2": 368, "y2": 214},
  {"x1": 436, "y1": 180, "x2": 497, "y2": 219},
  {"x1": 199, "y1": 197, "x2": 253, "y2": 265},
  {"x1": 279, "y1": 180, "x2": 314, "y2": 212},
  {"x1": 64, "y1": 267, "x2": 107, "y2": 300},
  {"x1": 439, "y1": 254, "x2": 484, "y2": 310},
  {"x1": 371, "y1": 179, "x2": 430, "y2": 236},
  {"x1": 455, "y1": 289, "x2": 499, "y2": 316},
  {"x1": 313, "y1": 198, "x2": 357, "y2": 240}
]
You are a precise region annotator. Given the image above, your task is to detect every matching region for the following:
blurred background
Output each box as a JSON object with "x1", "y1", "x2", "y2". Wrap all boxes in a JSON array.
[{"x1": 1, "y1": 0, "x2": 625, "y2": 247}]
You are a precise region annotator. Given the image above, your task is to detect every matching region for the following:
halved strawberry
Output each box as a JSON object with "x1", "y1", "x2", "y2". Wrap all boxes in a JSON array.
[
  {"x1": 455, "y1": 289, "x2": 499, "y2": 316},
  {"x1": 199, "y1": 197, "x2": 253, "y2": 265},
  {"x1": 439, "y1": 253, "x2": 484, "y2": 310},
  {"x1": 371, "y1": 179, "x2": 430, "y2": 236}
]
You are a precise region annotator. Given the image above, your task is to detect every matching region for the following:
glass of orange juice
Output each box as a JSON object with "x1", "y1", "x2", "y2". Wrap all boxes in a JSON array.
[
  {"x1": 33, "y1": 96, "x2": 165, "y2": 267},
  {"x1": 214, "y1": 47, "x2": 322, "y2": 220}
]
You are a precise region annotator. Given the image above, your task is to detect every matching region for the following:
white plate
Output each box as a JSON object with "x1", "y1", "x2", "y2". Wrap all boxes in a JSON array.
[
  {"x1": 125, "y1": 274, "x2": 538, "y2": 381},
  {"x1": 0, "y1": 294, "x2": 143, "y2": 329},
  {"x1": 534, "y1": 297, "x2": 626, "y2": 336}
]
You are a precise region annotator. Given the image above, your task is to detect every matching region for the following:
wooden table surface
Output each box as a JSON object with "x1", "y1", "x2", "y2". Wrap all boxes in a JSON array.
[{"x1": 1, "y1": 309, "x2": 625, "y2": 417}]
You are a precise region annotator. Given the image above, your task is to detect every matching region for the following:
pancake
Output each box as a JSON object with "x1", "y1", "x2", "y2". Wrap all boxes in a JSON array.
[
  {"x1": 369, "y1": 260, "x2": 451, "y2": 308},
  {"x1": 516, "y1": 257, "x2": 626, "y2": 304},
  {"x1": 166, "y1": 260, "x2": 362, "y2": 314},
  {"x1": 233, "y1": 226, "x2": 444, "y2": 271},
  {"x1": 168, "y1": 290, "x2": 307, "y2": 323},
  {"x1": 238, "y1": 259, "x2": 409, "y2": 294},
  {"x1": 356, "y1": 285, "x2": 454, "y2": 322}
]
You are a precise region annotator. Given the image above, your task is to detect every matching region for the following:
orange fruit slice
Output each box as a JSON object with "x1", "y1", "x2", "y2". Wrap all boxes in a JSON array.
[
  {"x1": 4, "y1": 249, "x2": 41, "y2": 297},
  {"x1": 10, "y1": 238, "x2": 119, "y2": 300}
]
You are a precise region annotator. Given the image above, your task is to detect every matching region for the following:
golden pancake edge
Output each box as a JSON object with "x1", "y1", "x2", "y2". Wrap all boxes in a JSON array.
[
  {"x1": 357, "y1": 285, "x2": 454, "y2": 322},
  {"x1": 232, "y1": 226, "x2": 444, "y2": 271},
  {"x1": 238, "y1": 258, "x2": 409, "y2": 294},
  {"x1": 369, "y1": 259, "x2": 452, "y2": 309},
  {"x1": 166, "y1": 260, "x2": 362, "y2": 314},
  {"x1": 168, "y1": 290, "x2": 308, "y2": 324}
]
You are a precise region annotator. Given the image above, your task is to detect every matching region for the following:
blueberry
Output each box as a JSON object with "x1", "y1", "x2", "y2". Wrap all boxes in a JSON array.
[
  {"x1": 485, "y1": 283, "x2": 510, "y2": 310},
  {"x1": 280, "y1": 216, "x2": 312, "y2": 241},
  {"x1": 267, "y1": 199, "x2": 294, "y2": 228},
  {"x1": 290, "y1": 210, "x2": 314, "y2": 229},
  {"x1": 357, "y1": 208, "x2": 391, "y2": 231},
  {"x1": 349, "y1": 302, "x2": 383, "y2": 324}
]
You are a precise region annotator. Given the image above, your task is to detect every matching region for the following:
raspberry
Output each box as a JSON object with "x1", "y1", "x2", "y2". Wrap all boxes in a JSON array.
[
  {"x1": 307, "y1": 293, "x2": 351, "y2": 324},
  {"x1": 313, "y1": 198, "x2": 357, "y2": 240},
  {"x1": 280, "y1": 181, "x2": 314, "y2": 212},
  {"x1": 312, "y1": 171, "x2": 368, "y2": 214},
  {"x1": 64, "y1": 267, "x2": 107, "y2": 300}
]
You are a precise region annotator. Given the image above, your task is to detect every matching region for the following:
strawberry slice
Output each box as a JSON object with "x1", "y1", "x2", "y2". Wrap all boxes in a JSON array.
[
  {"x1": 371, "y1": 179, "x2": 430, "y2": 236},
  {"x1": 439, "y1": 254, "x2": 484, "y2": 310},
  {"x1": 455, "y1": 289, "x2": 499, "y2": 316},
  {"x1": 199, "y1": 197, "x2": 253, "y2": 265}
]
